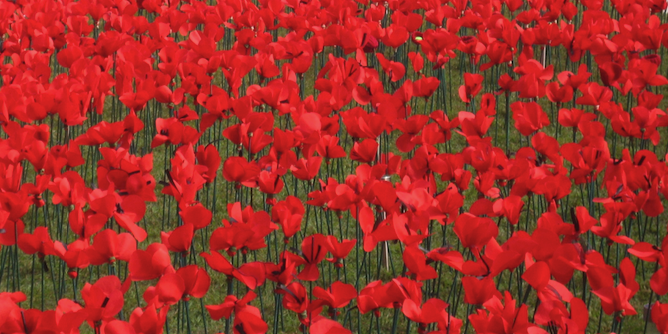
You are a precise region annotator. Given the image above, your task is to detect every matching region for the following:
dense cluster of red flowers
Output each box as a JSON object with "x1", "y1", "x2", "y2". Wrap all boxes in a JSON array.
[{"x1": 1, "y1": 0, "x2": 668, "y2": 333}]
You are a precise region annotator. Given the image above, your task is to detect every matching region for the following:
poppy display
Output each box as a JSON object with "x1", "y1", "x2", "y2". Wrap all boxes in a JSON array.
[{"x1": 1, "y1": 0, "x2": 668, "y2": 333}]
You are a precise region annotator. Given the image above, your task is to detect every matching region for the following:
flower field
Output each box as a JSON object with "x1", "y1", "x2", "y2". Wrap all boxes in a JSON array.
[{"x1": 1, "y1": 0, "x2": 668, "y2": 333}]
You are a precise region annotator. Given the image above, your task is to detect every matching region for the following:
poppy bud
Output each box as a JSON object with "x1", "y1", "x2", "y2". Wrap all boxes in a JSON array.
[
  {"x1": 68, "y1": 268, "x2": 78, "y2": 279},
  {"x1": 411, "y1": 32, "x2": 423, "y2": 45}
]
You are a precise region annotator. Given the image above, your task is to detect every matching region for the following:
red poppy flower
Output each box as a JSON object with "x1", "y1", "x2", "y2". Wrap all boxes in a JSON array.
[
  {"x1": 511, "y1": 101, "x2": 550, "y2": 136},
  {"x1": 454, "y1": 213, "x2": 499, "y2": 250},
  {"x1": 325, "y1": 236, "x2": 356, "y2": 267},
  {"x1": 297, "y1": 234, "x2": 329, "y2": 281},
  {"x1": 458, "y1": 73, "x2": 484, "y2": 103},
  {"x1": 128, "y1": 243, "x2": 173, "y2": 281},
  {"x1": 81, "y1": 276, "x2": 125, "y2": 325},
  {"x1": 277, "y1": 281, "x2": 309, "y2": 315},
  {"x1": 88, "y1": 229, "x2": 136, "y2": 266}
]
